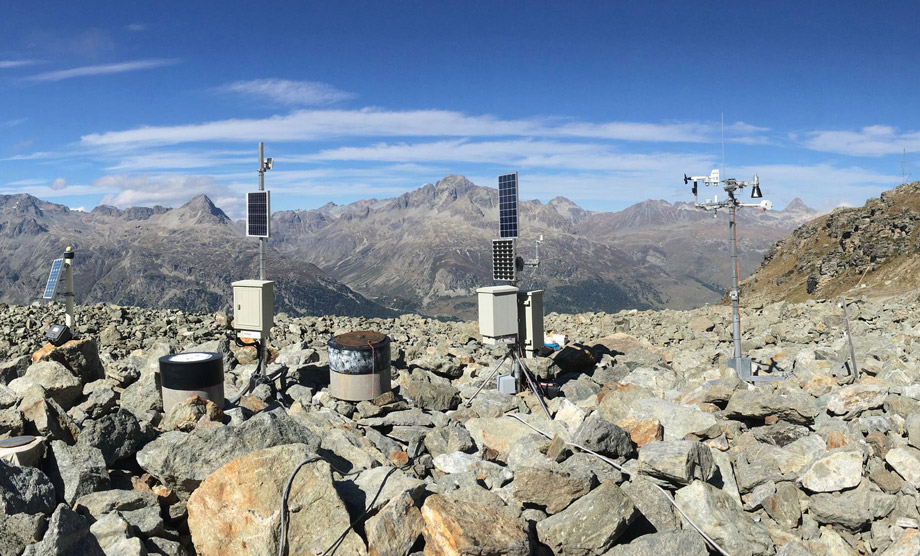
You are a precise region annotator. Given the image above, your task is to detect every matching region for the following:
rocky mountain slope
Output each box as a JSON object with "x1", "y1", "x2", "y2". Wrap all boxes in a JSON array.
[
  {"x1": 271, "y1": 175, "x2": 817, "y2": 318},
  {"x1": 2, "y1": 291, "x2": 920, "y2": 554},
  {"x1": 0, "y1": 194, "x2": 393, "y2": 318},
  {"x1": 742, "y1": 181, "x2": 920, "y2": 305}
]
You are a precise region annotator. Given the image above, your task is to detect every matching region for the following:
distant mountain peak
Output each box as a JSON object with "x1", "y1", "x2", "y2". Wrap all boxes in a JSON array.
[
  {"x1": 157, "y1": 194, "x2": 230, "y2": 227},
  {"x1": 783, "y1": 198, "x2": 815, "y2": 213}
]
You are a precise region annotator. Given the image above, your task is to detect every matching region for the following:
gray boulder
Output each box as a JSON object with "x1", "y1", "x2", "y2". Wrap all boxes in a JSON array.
[
  {"x1": 637, "y1": 440, "x2": 714, "y2": 486},
  {"x1": 0, "y1": 512, "x2": 45, "y2": 556},
  {"x1": 10, "y1": 361, "x2": 82, "y2": 410},
  {"x1": 808, "y1": 482, "x2": 896, "y2": 531},
  {"x1": 602, "y1": 530, "x2": 708, "y2": 556},
  {"x1": 511, "y1": 464, "x2": 593, "y2": 514},
  {"x1": 536, "y1": 481, "x2": 636, "y2": 556},
  {"x1": 73, "y1": 489, "x2": 158, "y2": 522},
  {"x1": 572, "y1": 413, "x2": 635, "y2": 459},
  {"x1": 45, "y1": 440, "x2": 110, "y2": 505},
  {"x1": 724, "y1": 386, "x2": 818, "y2": 425},
  {"x1": 21, "y1": 503, "x2": 105, "y2": 556},
  {"x1": 136, "y1": 409, "x2": 320, "y2": 491},
  {"x1": 0, "y1": 459, "x2": 56, "y2": 515},
  {"x1": 674, "y1": 481, "x2": 773, "y2": 556},
  {"x1": 77, "y1": 409, "x2": 151, "y2": 466}
]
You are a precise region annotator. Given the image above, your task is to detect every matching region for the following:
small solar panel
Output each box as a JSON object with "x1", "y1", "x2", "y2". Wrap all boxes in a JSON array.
[
  {"x1": 498, "y1": 172, "x2": 519, "y2": 238},
  {"x1": 246, "y1": 191, "x2": 271, "y2": 238},
  {"x1": 43, "y1": 259, "x2": 64, "y2": 299},
  {"x1": 492, "y1": 239, "x2": 516, "y2": 281}
]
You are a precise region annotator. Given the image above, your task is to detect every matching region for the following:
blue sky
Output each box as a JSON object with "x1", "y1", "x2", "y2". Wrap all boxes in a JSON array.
[{"x1": 1, "y1": 1, "x2": 918, "y2": 217}]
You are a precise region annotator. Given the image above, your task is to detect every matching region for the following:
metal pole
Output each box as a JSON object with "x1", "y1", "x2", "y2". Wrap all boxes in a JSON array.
[
  {"x1": 63, "y1": 246, "x2": 75, "y2": 329},
  {"x1": 841, "y1": 296, "x2": 859, "y2": 379},
  {"x1": 258, "y1": 142, "x2": 266, "y2": 280},
  {"x1": 729, "y1": 204, "x2": 742, "y2": 360}
]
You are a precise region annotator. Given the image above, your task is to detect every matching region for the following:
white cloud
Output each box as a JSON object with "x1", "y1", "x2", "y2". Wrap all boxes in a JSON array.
[
  {"x1": 1, "y1": 118, "x2": 27, "y2": 128},
  {"x1": 93, "y1": 174, "x2": 240, "y2": 213},
  {"x1": 24, "y1": 59, "x2": 179, "y2": 82},
  {"x1": 125, "y1": 23, "x2": 147, "y2": 32},
  {"x1": 104, "y1": 150, "x2": 252, "y2": 171},
  {"x1": 0, "y1": 60, "x2": 38, "y2": 69},
  {"x1": 50, "y1": 178, "x2": 67, "y2": 190},
  {"x1": 297, "y1": 139, "x2": 714, "y2": 173},
  {"x1": 804, "y1": 125, "x2": 920, "y2": 156},
  {"x1": 218, "y1": 79, "x2": 356, "y2": 106},
  {"x1": 80, "y1": 108, "x2": 731, "y2": 147}
]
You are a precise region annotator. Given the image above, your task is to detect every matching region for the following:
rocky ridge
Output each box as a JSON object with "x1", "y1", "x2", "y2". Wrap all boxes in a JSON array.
[
  {"x1": 1, "y1": 293, "x2": 920, "y2": 554},
  {"x1": 743, "y1": 181, "x2": 920, "y2": 305}
]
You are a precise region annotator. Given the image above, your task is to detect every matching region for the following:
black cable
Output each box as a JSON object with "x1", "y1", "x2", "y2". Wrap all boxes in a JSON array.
[{"x1": 277, "y1": 445, "x2": 419, "y2": 556}]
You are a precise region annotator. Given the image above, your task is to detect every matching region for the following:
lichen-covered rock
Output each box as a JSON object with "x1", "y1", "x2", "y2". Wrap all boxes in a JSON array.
[{"x1": 536, "y1": 481, "x2": 636, "y2": 556}]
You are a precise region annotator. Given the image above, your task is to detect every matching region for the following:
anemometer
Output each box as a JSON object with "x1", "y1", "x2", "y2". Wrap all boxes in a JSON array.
[{"x1": 682, "y1": 168, "x2": 781, "y2": 382}]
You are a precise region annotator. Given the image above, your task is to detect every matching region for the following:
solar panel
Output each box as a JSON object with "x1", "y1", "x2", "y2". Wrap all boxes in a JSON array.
[
  {"x1": 492, "y1": 239, "x2": 516, "y2": 281},
  {"x1": 43, "y1": 258, "x2": 64, "y2": 299},
  {"x1": 498, "y1": 172, "x2": 519, "y2": 238},
  {"x1": 246, "y1": 191, "x2": 271, "y2": 238}
]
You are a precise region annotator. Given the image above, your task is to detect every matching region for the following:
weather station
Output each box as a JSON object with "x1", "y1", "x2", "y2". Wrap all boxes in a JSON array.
[
  {"x1": 41, "y1": 246, "x2": 77, "y2": 346},
  {"x1": 682, "y1": 168, "x2": 782, "y2": 382},
  {"x1": 229, "y1": 142, "x2": 276, "y2": 402},
  {"x1": 467, "y1": 172, "x2": 551, "y2": 417}
]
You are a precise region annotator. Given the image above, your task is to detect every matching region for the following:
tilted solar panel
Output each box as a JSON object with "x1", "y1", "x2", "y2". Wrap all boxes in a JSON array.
[
  {"x1": 43, "y1": 258, "x2": 64, "y2": 299},
  {"x1": 498, "y1": 172, "x2": 519, "y2": 238}
]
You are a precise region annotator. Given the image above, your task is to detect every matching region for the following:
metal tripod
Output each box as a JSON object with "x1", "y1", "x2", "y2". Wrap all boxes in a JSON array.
[{"x1": 465, "y1": 342, "x2": 551, "y2": 419}]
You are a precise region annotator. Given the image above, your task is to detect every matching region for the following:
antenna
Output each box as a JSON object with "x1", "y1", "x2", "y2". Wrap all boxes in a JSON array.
[
  {"x1": 252, "y1": 142, "x2": 273, "y2": 280},
  {"x1": 681, "y1": 166, "x2": 781, "y2": 383}
]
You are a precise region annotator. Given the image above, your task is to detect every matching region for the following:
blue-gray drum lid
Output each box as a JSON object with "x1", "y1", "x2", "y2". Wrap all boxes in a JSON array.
[
  {"x1": 159, "y1": 352, "x2": 223, "y2": 390},
  {"x1": 0, "y1": 436, "x2": 37, "y2": 449}
]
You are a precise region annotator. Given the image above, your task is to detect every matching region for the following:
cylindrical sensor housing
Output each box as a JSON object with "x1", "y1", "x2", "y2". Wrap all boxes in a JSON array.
[
  {"x1": 159, "y1": 352, "x2": 224, "y2": 413},
  {"x1": 327, "y1": 330, "x2": 392, "y2": 401}
]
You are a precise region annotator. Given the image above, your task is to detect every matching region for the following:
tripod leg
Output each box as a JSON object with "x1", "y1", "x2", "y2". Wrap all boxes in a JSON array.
[
  {"x1": 464, "y1": 352, "x2": 509, "y2": 408},
  {"x1": 517, "y1": 356, "x2": 551, "y2": 419}
]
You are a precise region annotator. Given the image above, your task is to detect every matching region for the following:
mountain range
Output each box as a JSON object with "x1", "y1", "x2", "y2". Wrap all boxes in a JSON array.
[
  {"x1": 270, "y1": 175, "x2": 817, "y2": 318},
  {"x1": 0, "y1": 175, "x2": 817, "y2": 319}
]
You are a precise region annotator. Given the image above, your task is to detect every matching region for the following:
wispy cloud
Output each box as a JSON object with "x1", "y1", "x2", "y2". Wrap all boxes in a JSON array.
[
  {"x1": 93, "y1": 174, "x2": 240, "y2": 213},
  {"x1": 0, "y1": 60, "x2": 38, "y2": 69},
  {"x1": 804, "y1": 125, "x2": 920, "y2": 156},
  {"x1": 81, "y1": 108, "x2": 740, "y2": 147},
  {"x1": 125, "y1": 23, "x2": 147, "y2": 32},
  {"x1": 104, "y1": 149, "x2": 252, "y2": 172},
  {"x1": 24, "y1": 58, "x2": 179, "y2": 82},
  {"x1": 296, "y1": 139, "x2": 714, "y2": 173},
  {"x1": 1, "y1": 118, "x2": 27, "y2": 128},
  {"x1": 218, "y1": 79, "x2": 356, "y2": 106}
]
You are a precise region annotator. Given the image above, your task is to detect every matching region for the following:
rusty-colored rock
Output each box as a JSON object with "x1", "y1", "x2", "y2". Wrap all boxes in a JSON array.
[
  {"x1": 187, "y1": 443, "x2": 365, "y2": 556},
  {"x1": 616, "y1": 417, "x2": 663, "y2": 447},
  {"x1": 421, "y1": 494, "x2": 529, "y2": 556}
]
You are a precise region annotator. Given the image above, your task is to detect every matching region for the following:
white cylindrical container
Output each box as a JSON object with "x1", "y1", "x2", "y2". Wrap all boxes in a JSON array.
[{"x1": 327, "y1": 331, "x2": 391, "y2": 401}]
